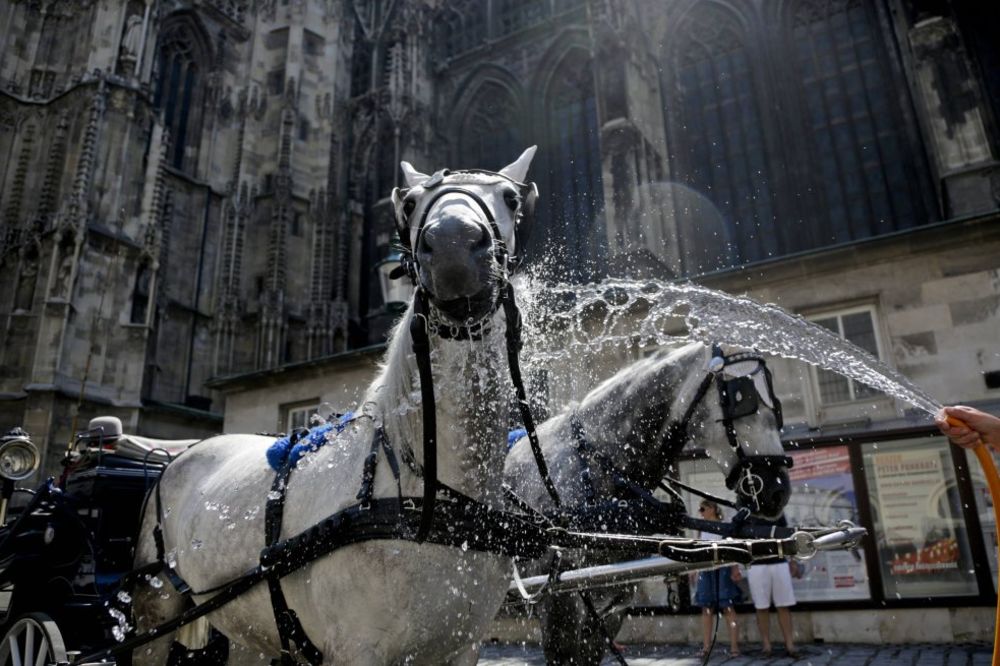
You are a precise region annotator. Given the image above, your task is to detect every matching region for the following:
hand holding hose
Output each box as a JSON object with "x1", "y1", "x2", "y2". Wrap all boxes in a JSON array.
[
  {"x1": 936, "y1": 405, "x2": 1000, "y2": 666},
  {"x1": 935, "y1": 405, "x2": 1000, "y2": 452}
]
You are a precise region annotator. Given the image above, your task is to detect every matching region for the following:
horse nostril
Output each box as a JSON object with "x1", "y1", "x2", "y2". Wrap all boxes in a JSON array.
[{"x1": 474, "y1": 225, "x2": 491, "y2": 251}]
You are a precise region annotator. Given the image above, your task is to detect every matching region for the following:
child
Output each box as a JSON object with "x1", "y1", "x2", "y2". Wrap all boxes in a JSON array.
[{"x1": 692, "y1": 500, "x2": 742, "y2": 658}]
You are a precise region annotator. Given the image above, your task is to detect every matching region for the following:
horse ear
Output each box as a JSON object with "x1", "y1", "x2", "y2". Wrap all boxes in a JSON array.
[
  {"x1": 400, "y1": 161, "x2": 430, "y2": 188},
  {"x1": 499, "y1": 146, "x2": 537, "y2": 183},
  {"x1": 391, "y1": 187, "x2": 410, "y2": 243}
]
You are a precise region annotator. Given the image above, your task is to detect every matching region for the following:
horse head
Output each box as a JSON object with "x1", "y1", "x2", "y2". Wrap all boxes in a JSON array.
[
  {"x1": 571, "y1": 342, "x2": 791, "y2": 520},
  {"x1": 674, "y1": 344, "x2": 791, "y2": 519},
  {"x1": 391, "y1": 147, "x2": 538, "y2": 324}
]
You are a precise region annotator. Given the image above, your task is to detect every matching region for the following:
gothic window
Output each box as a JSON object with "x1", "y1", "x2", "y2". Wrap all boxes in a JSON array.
[
  {"x1": 303, "y1": 30, "x2": 324, "y2": 57},
  {"x1": 130, "y1": 261, "x2": 152, "y2": 325},
  {"x1": 267, "y1": 68, "x2": 286, "y2": 96},
  {"x1": 458, "y1": 82, "x2": 521, "y2": 171},
  {"x1": 789, "y1": 0, "x2": 927, "y2": 242},
  {"x1": 665, "y1": 6, "x2": 777, "y2": 272},
  {"x1": 545, "y1": 54, "x2": 604, "y2": 276},
  {"x1": 153, "y1": 22, "x2": 208, "y2": 172},
  {"x1": 350, "y1": 21, "x2": 374, "y2": 97},
  {"x1": 659, "y1": 2, "x2": 933, "y2": 276}
]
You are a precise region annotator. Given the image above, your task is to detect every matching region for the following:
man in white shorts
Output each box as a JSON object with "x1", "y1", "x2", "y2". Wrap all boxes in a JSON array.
[{"x1": 746, "y1": 514, "x2": 800, "y2": 659}]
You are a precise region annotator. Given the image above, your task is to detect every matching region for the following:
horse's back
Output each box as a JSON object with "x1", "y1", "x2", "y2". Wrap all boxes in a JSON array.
[{"x1": 143, "y1": 434, "x2": 277, "y2": 586}]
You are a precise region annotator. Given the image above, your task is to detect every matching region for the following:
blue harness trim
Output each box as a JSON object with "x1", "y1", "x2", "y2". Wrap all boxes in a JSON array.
[
  {"x1": 268, "y1": 414, "x2": 525, "y2": 470},
  {"x1": 266, "y1": 412, "x2": 354, "y2": 471}
]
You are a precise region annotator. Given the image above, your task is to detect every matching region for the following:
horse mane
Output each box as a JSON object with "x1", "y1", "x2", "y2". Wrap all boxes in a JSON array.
[
  {"x1": 577, "y1": 341, "x2": 706, "y2": 425},
  {"x1": 364, "y1": 304, "x2": 421, "y2": 448},
  {"x1": 572, "y1": 341, "x2": 709, "y2": 482}
]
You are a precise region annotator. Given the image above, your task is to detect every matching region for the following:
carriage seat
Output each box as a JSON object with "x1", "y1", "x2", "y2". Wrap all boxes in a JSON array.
[{"x1": 81, "y1": 416, "x2": 200, "y2": 464}]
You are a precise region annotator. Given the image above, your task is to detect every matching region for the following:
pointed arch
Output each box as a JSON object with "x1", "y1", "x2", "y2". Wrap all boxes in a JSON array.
[
  {"x1": 450, "y1": 66, "x2": 526, "y2": 170},
  {"x1": 534, "y1": 42, "x2": 605, "y2": 277},
  {"x1": 773, "y1": 0, "x2": 934, "y2": 242},
  {"x1": 153, "y1": 13, "x2": 212, "y2": 173},
  {"x1": 660, "y1": 1, "x2": 776, "y2": 272}
]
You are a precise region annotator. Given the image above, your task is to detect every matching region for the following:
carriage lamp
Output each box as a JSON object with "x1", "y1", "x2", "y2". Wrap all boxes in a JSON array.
[
  {"x1": 375, "y1": 251, "x2": 413, "y2": 313},
  {"x1": 0, "y1": 429, "x2": 39, "y2": 482},
  {"x1": 0, "y1": 428, "x2": 38, "y2": 527}
]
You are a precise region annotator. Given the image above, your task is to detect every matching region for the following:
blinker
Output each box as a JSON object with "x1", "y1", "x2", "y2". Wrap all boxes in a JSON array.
[{"x1": 722, "y1": 376, "x2": 759, "y2": 420}]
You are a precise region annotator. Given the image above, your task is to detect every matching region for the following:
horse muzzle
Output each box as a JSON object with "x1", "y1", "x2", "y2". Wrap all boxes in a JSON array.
[
  {"x1": 727, "y1": 456, "x2": 792, "y2": 519},
  {"x1": 416, "y1": 213, "x2": 502, "y2": 323}
]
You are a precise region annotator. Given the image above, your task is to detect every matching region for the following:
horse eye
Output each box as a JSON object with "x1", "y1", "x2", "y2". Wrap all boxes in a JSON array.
[
  {"x1": 402, "y1": 198, "x2": 416, "y2": 217},
  {"x1": 503, "y1": 189, "x2": 520, "y2": 210}
]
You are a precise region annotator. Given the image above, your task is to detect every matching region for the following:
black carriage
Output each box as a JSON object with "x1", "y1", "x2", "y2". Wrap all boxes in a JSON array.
[{"x1": 0, "y1": 419, "x2": 194, "y2": 666}]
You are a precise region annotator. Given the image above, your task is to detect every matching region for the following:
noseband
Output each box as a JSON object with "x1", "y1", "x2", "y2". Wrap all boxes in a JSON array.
[
  {"x1": 396, "y1": 169, "x2": 533, "y2": 298},
  {"x1": 664, "y1": 345, "x2": 792, "y2": 510},
  {"x1": 412, "y1": 184, "x2": 510, "y2": 276}
]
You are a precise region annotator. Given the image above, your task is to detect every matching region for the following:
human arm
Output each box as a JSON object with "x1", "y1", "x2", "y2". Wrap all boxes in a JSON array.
[{"x1": 935, "y1": 406, "x2": 1000, "y2": 452}]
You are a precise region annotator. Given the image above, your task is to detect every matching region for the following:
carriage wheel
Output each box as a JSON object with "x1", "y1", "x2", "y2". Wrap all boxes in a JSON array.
[{"x1": 0, "y1": 613, "x2": 68, "y2": 666}]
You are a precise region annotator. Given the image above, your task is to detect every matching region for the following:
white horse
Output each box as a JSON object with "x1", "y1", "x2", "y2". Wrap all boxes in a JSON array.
[
  {"x1": 504, "y1": 341, "x2": 791, "y2": 665},
  {"x1": 132, "y1": 147, "x2": 541, "y2": 665}
]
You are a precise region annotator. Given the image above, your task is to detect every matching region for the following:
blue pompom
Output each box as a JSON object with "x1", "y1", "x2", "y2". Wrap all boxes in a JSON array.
[
  {"x1": 266, "y1": 436, "x2": 293, "y2": 470},
  {"x1": 266, "y1": 411, "x2": 355, "y2": 471},
  {"x1": 507, "y1": 428, "x2": 527, "y2": 450}
]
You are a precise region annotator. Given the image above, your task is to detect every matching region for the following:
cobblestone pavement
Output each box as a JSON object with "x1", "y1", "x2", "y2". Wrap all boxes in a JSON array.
[{"x1": 478, "y1": 642, "x2": 993, "y2": 665}]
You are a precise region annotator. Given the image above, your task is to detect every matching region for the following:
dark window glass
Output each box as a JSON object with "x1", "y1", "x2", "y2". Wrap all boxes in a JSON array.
[
  {"x1": 660, "y1": 3, "x2": 933, "y2": 276},
  {"x1": 545, "y1": 55, "x2": 604, "y2": 277},
  {"x1": 666, "y1": 9, "x2": 777, "y2": 274},
  {"x1": 790, "y1": 2, "x2": 926, "y2": 241},
  {"x1": 458, "y1": 83, "x2": 521, "y2": 171},
  {"x1": 154, "y1": 25, "x2": 204, "y2": 172}
]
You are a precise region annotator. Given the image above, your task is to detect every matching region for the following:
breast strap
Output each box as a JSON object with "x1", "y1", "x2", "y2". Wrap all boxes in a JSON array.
[{"x1": 259, "y1": 425, "x2": 550, "y2": 665}]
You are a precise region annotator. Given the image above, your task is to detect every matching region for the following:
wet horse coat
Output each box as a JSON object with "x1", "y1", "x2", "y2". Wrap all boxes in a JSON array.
[
  {"x1": 504, "y1": 342, "x2": 790, "y2": 665},
  {"x1": 132, "y1": 148, "x2": 540, "y2": 665}
]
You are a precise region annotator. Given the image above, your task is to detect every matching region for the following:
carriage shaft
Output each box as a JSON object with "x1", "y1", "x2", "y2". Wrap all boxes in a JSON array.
[{"x1": 509, "y1": 556, "x2": 727, "y2": 598}]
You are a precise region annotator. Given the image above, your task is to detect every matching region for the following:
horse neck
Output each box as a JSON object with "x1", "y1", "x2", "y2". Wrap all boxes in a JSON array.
[
  {"x1": 368, "y1": 304, "x2": 510, "y2": 503},
  {"x1": 575, "y1": 342, "x2": 708, "y2": 488}
]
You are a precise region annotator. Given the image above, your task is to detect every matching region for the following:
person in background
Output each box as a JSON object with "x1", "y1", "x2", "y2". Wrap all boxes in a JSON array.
[
  {"x1": 745, "y1": 513, "x2": 800, "y2": 659},
  {"x1": 691, "y1": 500, "x2": 742, "y2": 658},
  {"x1": 936, "y1": 405, "x2": 1000, "y2": 452}
]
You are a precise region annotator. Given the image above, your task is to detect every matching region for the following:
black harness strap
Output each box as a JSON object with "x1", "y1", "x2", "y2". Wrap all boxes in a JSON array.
[
  {"x1": 504, "y1": 283, "x2": 562, "y2": 508},
  {"x1": 410, "y1": 288, "x2": 438, "y2": 542},
  {"x1": 264, "y1": 428, "x2": 323, "y2": 666}
]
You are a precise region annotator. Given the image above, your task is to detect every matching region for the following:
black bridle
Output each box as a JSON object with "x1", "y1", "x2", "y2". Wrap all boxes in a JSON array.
[
  {"x1": 663, "y1": 344, "x2": 791, "y2": 512},
  {"x1": 394, "y1": 168, "x2": 537, "y2": 292},
  {"x1": 394, "y1": 169, "x2": 560, "y2": 540}
]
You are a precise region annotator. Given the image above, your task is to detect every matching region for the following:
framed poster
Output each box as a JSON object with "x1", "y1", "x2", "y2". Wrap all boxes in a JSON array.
[
  {"x1": 862, "y1": 437, "x2": 978, "y2": 598},
  {"x1": 785, "y1": 446, "x2": 870, "y2": 601}
]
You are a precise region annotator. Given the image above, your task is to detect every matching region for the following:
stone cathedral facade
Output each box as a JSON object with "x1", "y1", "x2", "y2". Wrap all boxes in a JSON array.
[{"x1": 1, "y1": 0, "x2": 998, "y2": 479}]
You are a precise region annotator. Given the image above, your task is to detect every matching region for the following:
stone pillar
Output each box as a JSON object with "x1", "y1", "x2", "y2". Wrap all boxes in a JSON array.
[{"x1": 908, "y1": 16, "x2": 998, "y2": 217}]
